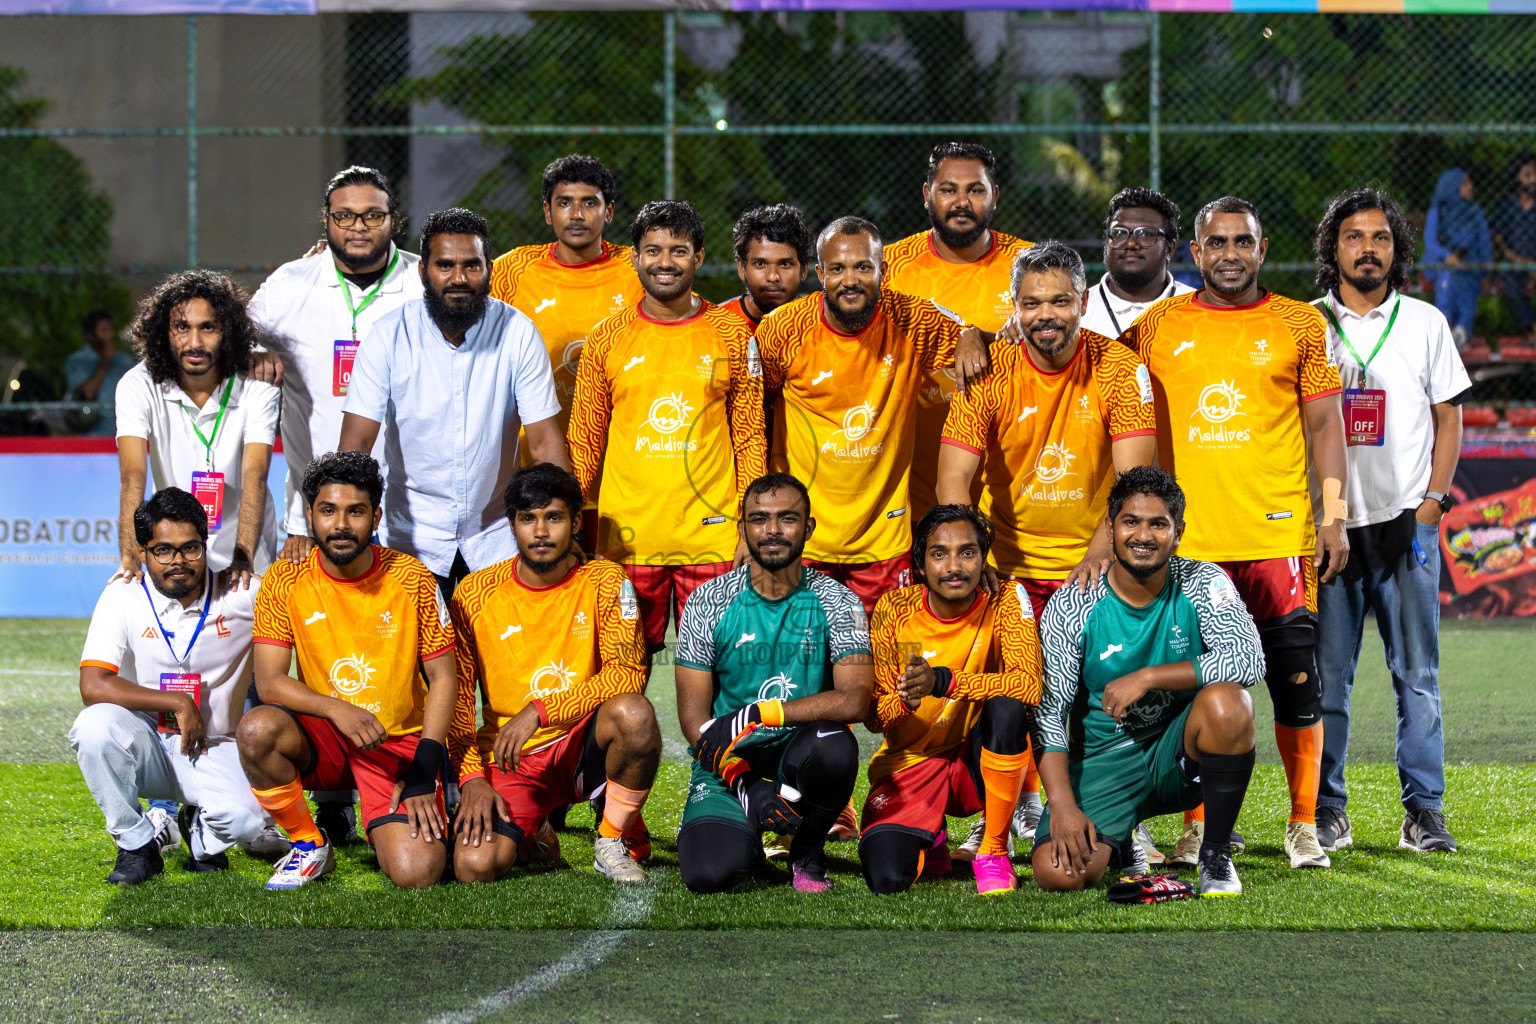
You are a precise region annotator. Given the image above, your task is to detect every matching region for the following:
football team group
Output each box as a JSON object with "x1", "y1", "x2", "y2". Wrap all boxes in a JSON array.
[{"x1": 71, "y1": 141, "x2": 1467, "y2": 903}]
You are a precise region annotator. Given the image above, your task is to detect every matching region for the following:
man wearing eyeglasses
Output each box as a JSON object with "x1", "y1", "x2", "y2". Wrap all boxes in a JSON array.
[
  {"x1": 248, "y1": 166, "x2": 423, "y2": 566},
  {"x1": 1080, "y1": 188, "x2": 1195, "y2": 342},
  {"x1": 72, "y1": 488, "x2": 273, "y2": 885}
]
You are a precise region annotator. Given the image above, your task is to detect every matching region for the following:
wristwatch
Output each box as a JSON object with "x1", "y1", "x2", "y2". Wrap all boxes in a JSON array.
[{"x1": 1425, "y1": 491, "x2": 1455, "y2": 514}]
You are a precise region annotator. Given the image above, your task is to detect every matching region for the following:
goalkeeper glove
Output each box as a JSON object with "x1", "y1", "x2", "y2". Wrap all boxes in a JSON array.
[
  {"x1": 694, "y1": 700, "x2": 786, "y2": 784},
  {"x1": 735, "y1": 777, "x2": 801, "y2": 835}
]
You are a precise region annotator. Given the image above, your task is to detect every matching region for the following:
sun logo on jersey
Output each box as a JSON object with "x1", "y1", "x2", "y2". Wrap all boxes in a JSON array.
[
  {"x1": 646, "y1": 392, "x2": 693, "y2": 435},
  {"x1": 561, "y1": 339, "x2": 586, "y2": 375},
  {"x1": 1029, "y1": 441, "x2": 1077, "y2": 484},
  {"x1": 834, "y1": 402, "x2": 877, "y2": 442},
  {"x1": 757, "y1": 673, "x2": 797, "y2": 703},
  {"x1": 1192, "y1": 380, "x2": 1247, "y2": 424},
  {"x1": 328, "y1": 654, "x2": 376, "y2": 697},
  {"x1": 528, "y1": 660, "x2": 577, "y2": 700}
]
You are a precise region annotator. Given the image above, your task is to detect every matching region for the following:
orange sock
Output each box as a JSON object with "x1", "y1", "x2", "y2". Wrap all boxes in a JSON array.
[
  {"x1": 1275, "y1": 722, "x2": 1322, "y2": 824},
  {"x1": 1185, "y1": 805, "x2": 1205, "y2": 824},
  {"x1": 598, "y1": 781, "x2": 650, "y2": 839},
  {"x1": 1022, "y1": 738, "x2": 1041, "y2": 796},
  {"x1": 252, "y1": 778, "x2": 323, "y2": 845},
  {"x1": 978, "y1": 749, "x2": 1030, "y2": 856}
]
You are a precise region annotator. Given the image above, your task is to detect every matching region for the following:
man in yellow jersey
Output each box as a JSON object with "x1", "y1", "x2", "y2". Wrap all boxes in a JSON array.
[
  {"x1": 885, "y1": 142, "x2": 1033, "y2": 521},
  {"x1": 1122, "y1": 195, "x2": 1350, "y2": 872},
  {"x1": 449, "y1": 464, "x2": 658, "y2": 883},
  {"x1": 720, "y1": 204, "x2": 813, "y2": 331},
  {"x1": 861, "y1": 505, "x2": 1041, "y2": 896},
  {"x1": 237, "y1": 452, "x2": 458, "y2": 890},
  {"x1": 756, "y1": 216, "x2": 995, "y2": 618},
  {"x1": 568, "y1": 200, "x2": 766, "y2": 653},
  {"x1": 489, "y1": 155, "x2": 643, "y2": 477}
]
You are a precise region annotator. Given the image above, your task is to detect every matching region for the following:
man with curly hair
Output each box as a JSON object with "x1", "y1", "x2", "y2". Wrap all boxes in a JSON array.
[{"x1": 115, "y1": 269, "x2": 280, "y2": 583}]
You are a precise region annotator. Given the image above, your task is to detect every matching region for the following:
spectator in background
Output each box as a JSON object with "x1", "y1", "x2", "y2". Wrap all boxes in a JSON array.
[
  {"x1": 66, "y1": 311, "x2": 136, "y2": 437},
  {"x1": 1491, "y1": 153, "x2": 1536, "y2": 339},
  {"x1": 1423, "y1": 169, "x2": 1490, "y2": 349}
]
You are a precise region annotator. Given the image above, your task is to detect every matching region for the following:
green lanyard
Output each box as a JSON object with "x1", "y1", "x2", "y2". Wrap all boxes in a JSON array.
[
  {"x1": 1322, "y1": 294, "x2": 1399, "y2": 387},
  {"x1": 182, "y1": 377, "x2": 234, "y2": 471},
  {"x1": 335, "y1": 248, "x2": 399, "y2": 341}
]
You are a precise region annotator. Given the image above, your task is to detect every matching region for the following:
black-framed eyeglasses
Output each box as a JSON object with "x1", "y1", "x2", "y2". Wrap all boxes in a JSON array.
[
  {"x1": 328, "y1": 210, "x2": 389, "y2": 228},
  {"x1": 147, "y1": 541, "x2": 206, "y2": 564},
  {"x1": 1107, "y1": 226, "x2": 1167, "y2": 248}
]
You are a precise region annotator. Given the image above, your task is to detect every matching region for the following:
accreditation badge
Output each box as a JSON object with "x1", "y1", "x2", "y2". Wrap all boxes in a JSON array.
[
  {"x1": 1343, "y1": 388, "x2": 1386, "y2": 447},
  {"x1": 333, "y1": 339, "x2": 360, "y2": 397},
  {"x1": 158, "y1": 673, "x2": 203, "y2": 733},
  {"x1": 190, "y1": 471, "x2": 225, "y2": 529}
]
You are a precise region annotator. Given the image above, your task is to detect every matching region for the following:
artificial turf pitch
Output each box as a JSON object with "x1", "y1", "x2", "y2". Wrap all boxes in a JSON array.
[{"x1": 2, "y1": 617, "x2": 1533, "y2": 1022}]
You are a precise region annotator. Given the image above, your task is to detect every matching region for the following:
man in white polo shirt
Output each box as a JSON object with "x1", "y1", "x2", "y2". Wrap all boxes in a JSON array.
[
  {"x1": 116, "y1": 270, "x2": 280, "y2": 581},
  {"x1": 340, "y1": 207, "x2": 568, "y2": 598},
  {"x1": 1310, "y1": 188, "x2": 1470, "y2": 856},
  {"x1": 72, "y1": 488, "x2": 273, "y2": 884},
  {"x1": 249, "y1": 166, "x2": 422, "y2": 564},
  {"x1": 1079, "y1": 187, "x2": 1195, "y2": 341}
]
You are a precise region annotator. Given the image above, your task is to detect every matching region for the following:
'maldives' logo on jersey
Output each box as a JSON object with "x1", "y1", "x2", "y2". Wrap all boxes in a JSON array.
[
  {"x1": 328, "y1": 654, "x2": 376, "y2": 698},
  {"x1": 528, "y1": 660, "x2": 577, "y2": 701},
  {"x1": 821, "y1": 402, "x2": 884, "y2": 460},
  {"x1": 637, "y1": 391, "x2": 700, "y2": 456},
  {"x1": 1021, "y1": 441, "x2": 1086, "y2": 505},
  {"x1": 757, "y1": 672, "x2": 798, "y2": 702},
  {"x1": 1189, "y1": 379, "x2": 1251, "y2": 446}
]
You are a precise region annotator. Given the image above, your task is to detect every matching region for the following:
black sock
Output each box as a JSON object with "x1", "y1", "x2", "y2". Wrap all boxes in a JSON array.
[{"x1": 1197, "y1": 748, "x2": 1255, "y2": 857}]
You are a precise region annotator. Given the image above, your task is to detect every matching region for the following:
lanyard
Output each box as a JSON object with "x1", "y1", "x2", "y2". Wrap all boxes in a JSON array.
[
  {"x1": 181, "y1": 376, "x2": 234, "y2": 471},
  {"x1": 1323, "y1": 294, "x2": 1400, "y2": 383},
  {"x1": 335, "y1": 248, "x2": 399, "y2": 340},
  {"x1": 141, "y1": 574, "x2": 212, "y2": 667},
  {"x1": 1099, "y1": 275, "x2": 1174, "y2": 339}
]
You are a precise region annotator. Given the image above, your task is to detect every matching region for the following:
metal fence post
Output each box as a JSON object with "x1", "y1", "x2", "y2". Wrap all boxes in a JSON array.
[
  {"x1": 186, "y1": 14, "x2": 198, "y2": 269},
  {"x1": 664, "y1": 12, "x2": 676, "y2": 201},
  {"x1": 1148, "y1": 12, "x2": 1161, "y2": 192}
]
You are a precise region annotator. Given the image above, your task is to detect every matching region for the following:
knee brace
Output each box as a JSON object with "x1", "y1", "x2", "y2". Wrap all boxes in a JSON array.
[
  {"x1": 1261, "y1": 623, "x2": 1323, "y2": 728},
  {"x1": 975, "y1": 696, "x2": 1032, "y2": 757}
]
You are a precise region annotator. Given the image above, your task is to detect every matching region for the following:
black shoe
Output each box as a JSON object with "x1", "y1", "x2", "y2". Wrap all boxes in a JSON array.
[
  {"x1": 548, "y1": 801, "x2": 573, "y2": 832},
  {"x1": 1401, "y1": 808, "x2": 1457, "y2": 853},
  {"x1": 315, "y1": 801, "x2": 357, "y2": 844},
  {"x1": 188, "y1": 850, "x2": 229, "y2": 872},
  {"x1": 107, "y1": 841, "x2": 164, "y2": 885},
  {"x1": 1316, "y1": 805, "x2": 1353, "y2": 852}
]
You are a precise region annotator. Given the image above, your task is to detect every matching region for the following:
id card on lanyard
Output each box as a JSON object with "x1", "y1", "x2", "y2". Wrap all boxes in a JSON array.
[
  {"x1": 333, "y1": 249, "x2": 398, "y2": 396},
  {"x1": 142, "y1": 577, "x2": 212, "y2": 734},
  {"x1": 182, "y1": 376, "x2": 234, "y2": 528},
  {"x1": 1322, "y1": 296, "x2": 1398, "y2": 448}
]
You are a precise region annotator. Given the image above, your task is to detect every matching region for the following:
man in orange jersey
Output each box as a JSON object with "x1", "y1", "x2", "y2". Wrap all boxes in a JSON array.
[
  {"x1": 237, "y1": 451, "x2": 458, "y2": 889},
  {"x1": 489, "y1": 156, "x2": 642, "y2": 455},
  {"x1": 861, "y1": 505, "x2": 1042, "y2": 896},
  {"x1": 448, "y1": 464, "x2": 659, "y2": 883},
  {"x1": 756, "y1": 215, "x2": 995, "y2": 618},
  {"x1": 568, "y1": 200, "x2": 766, "y2": 653},
  {"x1": 885, "y1": 142, "x2": 1033, "y2": 521},
  {"x1": 720, "y1": 204, "x2": 813, "y2": 330},
  {"x1": 1121, "y1": 195, "x2": 1350, "y2": 872}
]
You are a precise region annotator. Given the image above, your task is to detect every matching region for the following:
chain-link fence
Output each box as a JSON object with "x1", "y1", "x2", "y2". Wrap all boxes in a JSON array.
[{"x1": 4, "y1": 9, "x2": 1536, "y2": 427}]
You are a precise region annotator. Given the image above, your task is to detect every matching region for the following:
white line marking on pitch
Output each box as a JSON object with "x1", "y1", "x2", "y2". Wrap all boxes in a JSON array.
[
  {"x1": 423, "y1": 883, "x2": 652, "y2": 1024},
  {"x1": 0, "y1": 668, "x2": 74, "y2": 676}
]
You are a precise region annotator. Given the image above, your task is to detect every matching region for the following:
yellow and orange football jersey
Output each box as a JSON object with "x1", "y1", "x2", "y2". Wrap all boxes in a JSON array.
[
  {"x1": 885, "y1": 230, "x2": 1032, "y2": 519},
  {"x1": 716, "y1": 294, "x2": 761, "y2": 333},
  {"x1": 1122, "y1": 290, "x2": 1342, "y2": 561},
  {"x1": 867, "y1": 581, "x2": 1042, "y2": 782},
  {"x1": 756, "y1": 290, "x2": 961, "y2": 564},
  {"x1": 447, "y1": 557, "x2": 646, "y2": 779},
  {"x1": 489, "y1": 241, "x2": 643, "y2": 459},
  {"x1": 942, "y1": 329, "x2": 1156, "y2": 580},
  {"x1": 253, "y1": 546, "x2": 455, "y2": 737},
  {"x1": 567, "y1": 300, "x2": 766, "y2": 566}
]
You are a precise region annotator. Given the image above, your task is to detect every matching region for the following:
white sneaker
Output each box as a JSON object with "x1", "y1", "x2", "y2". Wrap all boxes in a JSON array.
[
  {"x1": 1198, "y1": 846, "x2": 1242, "y2": 897},
  {"x1": 1285, "y1": 821, "x2": 1331, "y2": 869},
  {"x1": 265, "y1": 835, "x2": 335, "y2": 889},
  {"x1": 1011, "y1": 792, "x2": 1044, "y2": 840},
  {"x1": 593, "y1": 836, "x2": 647, "y2": 882},
  {"x1": 1125, "y1": 834, "x2": 1149, "y2": 876},
  {"x1": 955, "y1": 817, "x2": 1012, "y2": 862},
  {"x1": 243, "y1": 826, "x2": 290, "y2": 857},
  {"x1": 1133, "y1": 822, "x2": 1166, "y2": 868},
  {"x1": 1167, "y1": 820, "x2": 1203, "y2": 869},
  {"x1": 145, "y1": 807, "x2": 181, "y2": 853}
]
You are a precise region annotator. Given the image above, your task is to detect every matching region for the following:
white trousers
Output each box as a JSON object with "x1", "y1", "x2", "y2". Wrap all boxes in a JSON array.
[{"x1": 69, "y1": 703, "x2": 270, "y2": 856}]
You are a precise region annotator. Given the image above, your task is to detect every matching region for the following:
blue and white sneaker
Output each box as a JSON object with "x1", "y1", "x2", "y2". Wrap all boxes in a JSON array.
[{"x1": 265, "y1": 831, "x2": 335, "y2": 890}]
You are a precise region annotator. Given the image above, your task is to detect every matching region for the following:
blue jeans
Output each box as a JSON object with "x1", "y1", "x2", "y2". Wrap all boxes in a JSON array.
[
  {"x1": 1317, "y1": 518, "x2": 1446, "y2": 813},
  {"x1": 1500, "y1": 272, "x2": 1535, "y2": 331},
  {"x1": 1432, "y1": 270, "x2": 1482, "y2": 336}
]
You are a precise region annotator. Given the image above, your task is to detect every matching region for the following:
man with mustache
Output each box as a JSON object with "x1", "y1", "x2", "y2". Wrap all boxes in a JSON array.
[
  {"x1": 339, "y1": 208, "x2": 569, "y2": 600},
  {"x1": 237, "y1": 451, "x2": 459, "y2": 889},
  {"x1": 1121, "y1": 195, "x2": 1349, "y2": 872},
  {"x1": 1079, "y1": 187, "x2": 1195, "y2": 341},
  {"x1": 860, "y1": 505, "x2": 1041, "y2": 896},
  {"x1": 568, "y1": 200, "x2": 765, "y2": 654},
  {"x1": 1310, "y1": 188, "x2": 1469, "y2": 855},
  {"x1": 1031, "y1": 466, "x2": 1262, "y2": 897},
  {"x1": 115, "y1": 270, "x2": 279, "y2": 584},
  {"x1": 73, "y1": 488, "x2": 275, "y2": 884},
  {"x1": 885, "y1": 143, "x2": 1033, "y2": 522},
  {"x1": 673, "y1": 473, "x2": 873, "y2": 894},
  {"x1": 721, "y1": 204, "x2": 812, "y2": 331},
  {"x1": 448, "y1": 463, "x2": 658, "y2": 883},
  {"x1": 936, "y1": 241, "x2": 1157, "y2": 859}
]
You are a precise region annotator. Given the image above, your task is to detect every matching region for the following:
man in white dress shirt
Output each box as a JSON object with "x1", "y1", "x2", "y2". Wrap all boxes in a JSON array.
[
  {"x1": 340, "y1": 207, "x2": 569, "y2": 598},
  {"x1": 1079, "y1": 187, "x2": 1195, "y2": 341},
  {"x1": 249, "y1": 166, "x2": 422, "y2": 565}
]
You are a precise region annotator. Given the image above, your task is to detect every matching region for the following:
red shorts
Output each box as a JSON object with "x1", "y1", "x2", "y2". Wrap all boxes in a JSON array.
[
  {"x1": 625, "y1": 561, "x2": 732, "y2": 652},
  {"x1": 1218, "y1": 555, "x2": 1318, "y2": 627},
  {"x1": 804, "y1": 555, "x2": 913, "y2": 618},
  {"x1": 860, "y1": 754, "x2": 982, "y2": 844},
  {"x1": 472, "y1": 713, "x2": 601, "y2": 843},
  {"x1": 285, "y1": 710, "x2": 445, "y2": 840}
]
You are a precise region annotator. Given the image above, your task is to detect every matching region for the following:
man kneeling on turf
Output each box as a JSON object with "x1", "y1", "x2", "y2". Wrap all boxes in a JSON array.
[
  {"x1": 861, "y1": 505, "x2": 1042, "y2": 896},
  {"x1": 674, "y1": 473, "x2": 873, "y2": 894},
  {"x1": 448, "y1": 463, "x2": 658, "y2": 883},
  {"x1": 237, "y1": 451, "x2": 459, "y2": 889},
  {"x1": 73, "y1": 488, "x2": 274, "y2": 884},
  {"x1": 1032, "y1": 466, "x2": 1263, "y2": 897}
]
